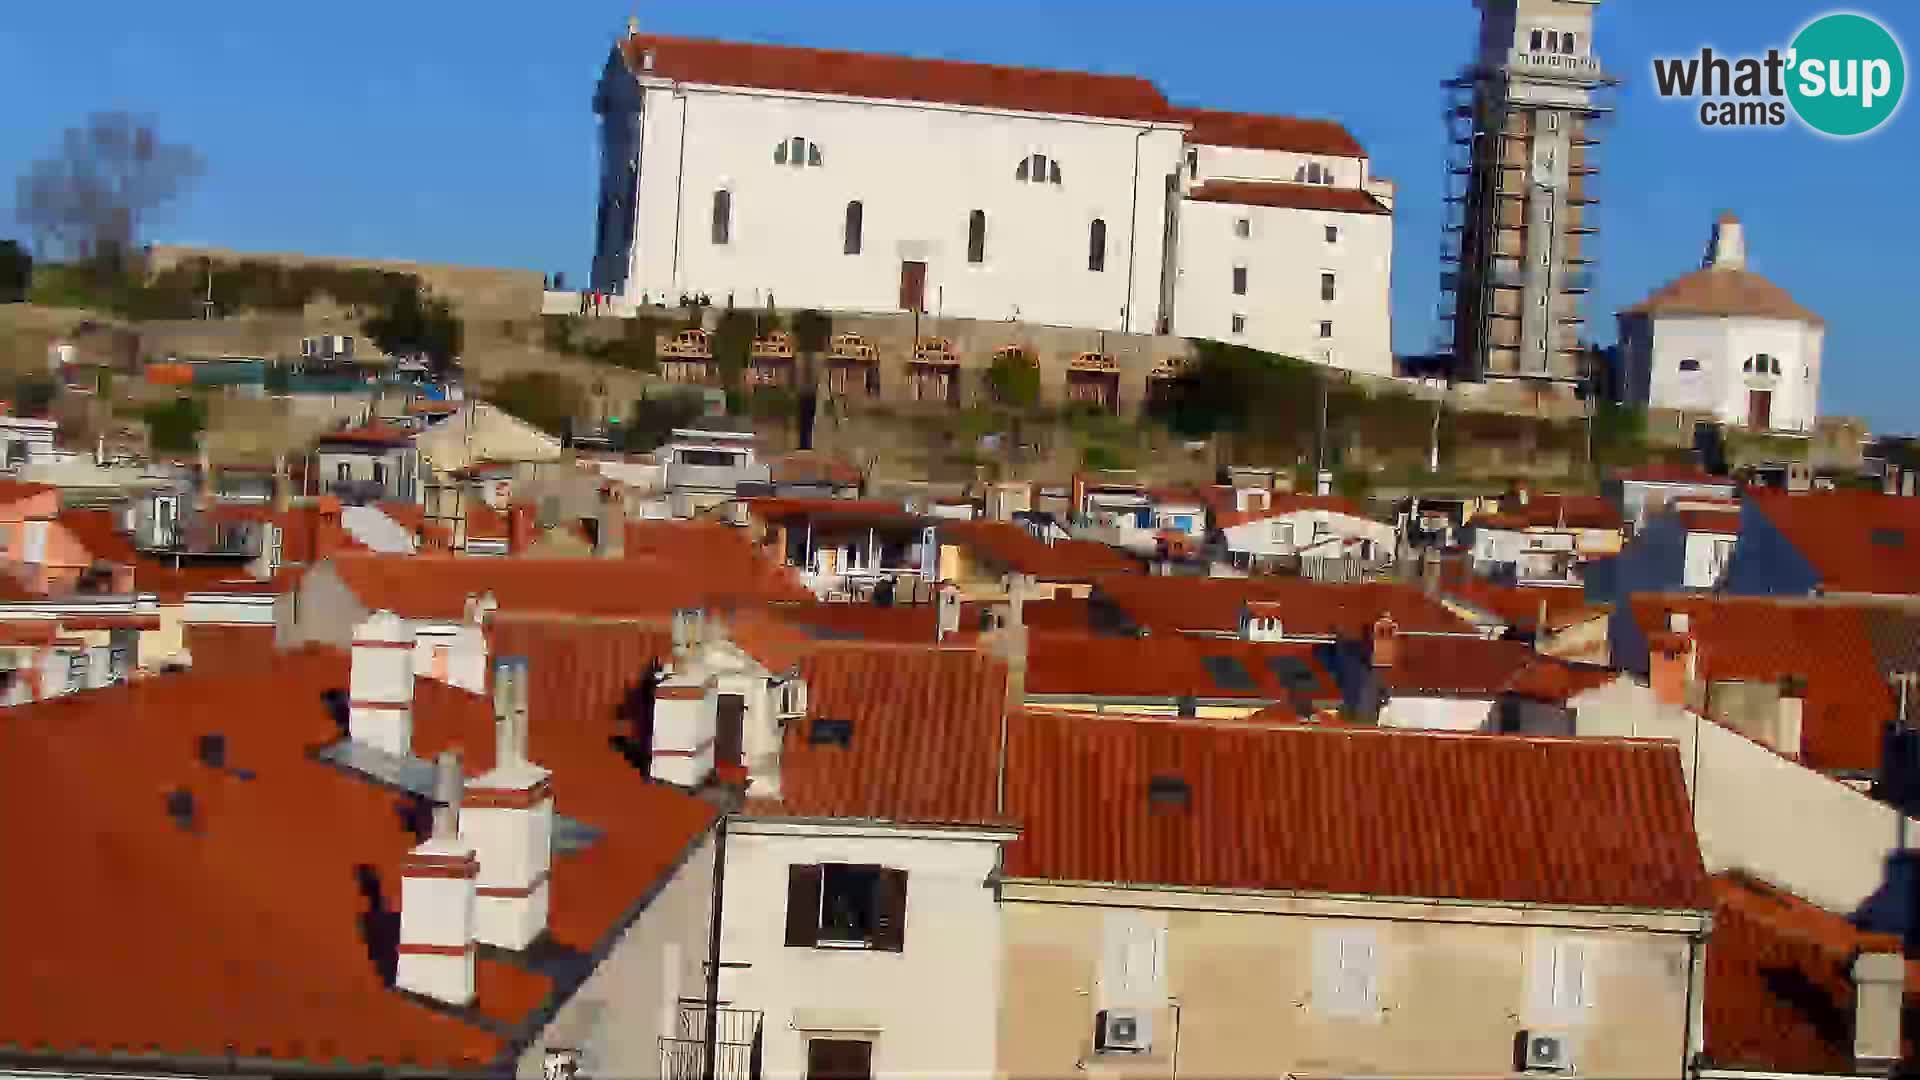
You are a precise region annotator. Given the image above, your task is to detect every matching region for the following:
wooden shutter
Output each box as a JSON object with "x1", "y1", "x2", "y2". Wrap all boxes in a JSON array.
[
  {"x1": 784, "y1": 864, "x2": 823, "y2": 947},
  {"x1": 872, "y1": 868, "x2": 908, "y2": 952}
]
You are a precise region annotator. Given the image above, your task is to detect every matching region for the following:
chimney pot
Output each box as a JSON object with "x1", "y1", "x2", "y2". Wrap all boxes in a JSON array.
[
  {"x1": 397, "y1": 748, "x2": 478, "y2": 1006},
  {"x1": 469, "y1": 663, "x2": 553, "y2": 950},
  {"x1": 1370, "y1": 614, "x2": 1399, "y2": 669},
  {"x1": 1851, "y1": 950, "x2": 1906, "y2": 1073},
  {"x1": 349, "y1": 610, "x2": 416, "y2": 755}
]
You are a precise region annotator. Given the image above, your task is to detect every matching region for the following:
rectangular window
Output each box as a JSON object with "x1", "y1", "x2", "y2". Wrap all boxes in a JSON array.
[
  {"x1": 785, "y1": 863, "x2": 907, "y2": 951},
  {"x1": 1546, "y1": 30, "x2": 1561, "y2": 52},
  {"x1": 1231, "y1": 313, "x2": 1247, "y2": 335},
  {"x1": 1562, "y1": 31, "x2": 1577, "y2": 55},
  {"x1": 372, "y1": 461, "x2": 386, "y2": 486},
  {"x1": 1325, "y1": 225, "x2": 1339, "y2": 244},
  {"x1": 1234, "y1": 217, "x2": 1251, "y2": 239},
  {"x1": 1186, "y1": 148, "x2": 1198, "y2": 177},
  {"x1": 1530, "y1": 28, "x2": 1544, "y2": 51},
  {"x1": 336, "y1": 462, "x2": 351, "y2": 482},
  {"x1": 806, "y1": 1039, "x2": 873, "y2": 1080},
  {"x1": 1313, "y1": 926, "x2": 1380, "y2": 1019},
  {"x1": 1532, "y1": 937, "x2": 1594, "y2": 1017},
  {"x1": 1232, "y1": 266, "x2": 1248, "y2": 295},
  {"x1": 1319, "y1": 320, "x2": 1334, "y2": 339},
  {"x1": 1321, "y1": 272, "x2": 1336, "y2": 302},
  {"x1": 967, "y1": 210, "x2": 987, "y2": 264}
]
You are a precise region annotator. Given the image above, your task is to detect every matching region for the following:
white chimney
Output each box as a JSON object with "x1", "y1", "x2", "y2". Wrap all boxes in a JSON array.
[
  {"x1": 463, "y1": 590, "x2": 498, "y2": 626},
  {"x1": 1667, "y1": 611, "x2": 1691, "y2": 634},
  {"x1": 1851, "y1": 950, "x2": 1905, "y2": 1073},
  {"x1": 397, "y1": 750, "x2": 478, "y2": 1006},
  {"x1": 466, "y1": 657, "x2": 554, "y2": 950},
  {"x1": 1706, "y1": 212, "x2": 1747, "y2": 271},
  {"x1": 350, "y1": 610, "x2": 416, "y2": 755},
  {"x1": 649, "y1": 674, "x2": 716, "y2": 787},
  {"x1": 936, "y1": 582, "x2": 963, "y2": 642}
]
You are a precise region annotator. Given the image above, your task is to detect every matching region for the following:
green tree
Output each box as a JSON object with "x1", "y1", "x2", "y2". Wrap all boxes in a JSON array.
[
  {"x1": 791, "y1": 309, "x2": 832, "y2": 356},
  {"x1": 711, "y1": 308, "x2": 755, "y2": 392},
  {"x1": 623, "y1": 393, "x2": 705, "y2": 451},
  {"x1": 487, "y1": 372, "x2": 584, "y2": 438},
  {"x1": 0, "y1": 240, "x2": 30, "y2": 302},
  {"x1": 363, "y1": 283, "x2": 463, "y2": 377},
  {"x1": 985, "y1": 347, "x2": 1041, "y2": 409},
  {"x1": 142, "y1": 395, "x2": 205, "y2": 454}
]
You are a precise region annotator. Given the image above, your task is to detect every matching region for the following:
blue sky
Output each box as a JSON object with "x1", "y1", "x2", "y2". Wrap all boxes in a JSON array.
[{"x1": 3, "y1": 2, "x2": 1914, "y2": 432}]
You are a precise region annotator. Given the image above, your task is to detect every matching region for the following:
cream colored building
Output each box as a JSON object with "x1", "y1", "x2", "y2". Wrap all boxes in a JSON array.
[{"x1": 995, "y1": 712, "x2": 1715, "y2": 1080}]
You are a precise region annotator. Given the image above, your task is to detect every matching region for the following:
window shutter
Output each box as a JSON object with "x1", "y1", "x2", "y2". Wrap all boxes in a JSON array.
[
  {"x1": 1554, "y1": 941, "x2": 1590, "y2": 1010},
  {"x1": 872, "y1": 868, "x2": 908, "y2": 952},
  {"x1": 784, "y1": 864, "x2": 823, "y2": 947}
]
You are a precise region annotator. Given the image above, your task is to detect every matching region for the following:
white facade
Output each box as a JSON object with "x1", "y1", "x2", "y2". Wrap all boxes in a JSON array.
[
  {"x1": 717, "y1": 820, "x2": 1010, "y2": 1080},
  {"x1": 1173, "y1": 189, "x2": 1393, "y2": 375},
  {"x1": 1222, "y1": 508, "x2": 1394, "y2": 566},
  {"x1": 592, "y1": 33, "x2": 1393, "y2": 373},
  {"x1": 1620, "y1": 217, "x2": 1825, "y2": 432},
  {"x1": 1379, "y1": 695, "x2": 1495, "y2": 733}
]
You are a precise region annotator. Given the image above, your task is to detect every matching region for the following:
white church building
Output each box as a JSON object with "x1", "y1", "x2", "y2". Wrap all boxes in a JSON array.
[
  {"x1": 1618, "y1": 214, "x2": 1824, "y2": 432},
  {"x1": 590, "y1": 27, "x2": 1396, "y2": 375}
]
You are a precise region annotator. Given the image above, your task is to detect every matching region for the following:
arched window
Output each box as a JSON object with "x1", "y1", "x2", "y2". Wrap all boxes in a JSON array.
[
  {"x1": 1088, "y1": 218, "x2": 1107, "y2": 272},
  {"x1": 711, "y1": 189, "x2": 731, "y2": 245},
  {"x1": 1016, "y1": 154, "x2": 1063, "y2": 185},
  {"x1": 967, "y1": 210, "x2": 987, "y2": 264},
  {"x1": 791, "y1": 136, "x2": 806, "y2": 165},
  {"x1": 844, "y1": 200, "x2": 864, "y2": 256},
  {"x1": 1030, "y1": 153, "x2": 1047, "y2": 182},
  {"x1": 1015, "y1": 158, "x2": 1030, "y2": 181},
  {"x1": 774, "y1": 137, "x2": 824, "y2": 168},
  {"x1": 1049, "y1": 159, "x2": 1062, "y2": 184},
  {"x1": 1742, "y1": 356, "x2": 1753, "y2": 373}
]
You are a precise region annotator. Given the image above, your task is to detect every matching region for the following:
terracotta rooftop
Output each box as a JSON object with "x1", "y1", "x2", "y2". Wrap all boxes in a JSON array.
[
  {"x1": 1502, "y1": 657, "x2": 1623, "y2": 704},
  {"x1": 942, "y1": 520, "x2": 1141, "y2": 581},
  {"x1": 746, "y1": 643, "x2": 1011, "y2": 827},
  {"x1": 1094, "y1": 573, "x2": 1473, "y2": 638},
  {"x1": 55, "y1": 509, "x2": 140, "y2": 566},
  {"x1": 744, "y1": 496, "x2": 922, "y2": 526},
  {"x1": 324, "y1": 549, "x2": 807, "y2": 622},
  {"x1": 1216, "y1": 493, "x2": 1375, "y2": 530},
  {"x1": 1705, "y1": 874, "x2": 1920, "y2": 1074},
  {"x1": 1003, "y1": 712, "x2": 1714, "y2": 910},
  {"x1": 1677, "y1": 508, "x2": 1743, "y2": 535},
  {"x1": 772, "y1": 600, "x2": 941, "y2": 644},
  {"x1": 181, "y1": 623, "x2": 281, "y2": 676},
  {"x1": 0, "y1": 648, "x2": 716, "y2": 1068},
  {"x1": 1375, "y1": 636, "x2": 1538, "y2": 697},
  {"x1": 318, "y1": 423, "x2": 414, "y2": 448},
  {"x1": 1186, "y1": 180, "x2": 1391, "y2": 216},
  {"x1": 1751, "y1": 489, "x2": 1920, "y2": 596},
  {"x1": 1474, "y1": 493, "x2": 1623, "y2": 532},
  {"x1": 1025, "y1": 630, "x2": 1338, "y2": 704},
  {"x1": 133, "y1": 560, "x2": 284, "y2": 603},
  {"x1": 1441, "y1": 574, "x2": 1607, "y2": 633},
  {"x1": 1629, "y1": 595, "x2": 1896, "y2": 772},
  {"x1": 1623, "y1": 266, "x2": 1823, "y2": 325},
  {"x1": 619, "y1": 32, "x2": 1176, "y2": 122},
  {"x1": 0, "y1": 478, "x2": 57, "y2": 504},
  {"x1": 1172, "y1": 107, "x2": 1366, "y2": 157}
]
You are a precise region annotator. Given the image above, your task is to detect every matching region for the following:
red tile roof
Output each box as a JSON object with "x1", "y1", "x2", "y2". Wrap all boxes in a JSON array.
[
  {"x1": 962, "y1": 596, "x2": 1098, "y2": 635},
  {"x1": 0, "y1": 478, "x2": 57, "y2": 504},
  {"x1": 1003, "y1": 712, "x2": 1714, "y2": 909},
  {"x1": 772, "y1": 600, "x2": 942, "y2": 644},
  {"x1": 318, "y1": 423, "x2": 413, "y2": 448},
  {"x1": 1706, "y1": 874, "x2": 1920, "y2": 1074},
  {"x1": 379, "y1": 502, "x2": 454, "y2": 548},
  {"x1": 1025, "y1": 631, "x2": 1338, "y2": 703},
  {"x1": 134, "y1": 560, "x2": 282, "y2": 603},
  {"x1": 1752, "y1": 489, "x2": 1920, "y2": 596},
  {"x1": 1502, "y1": 657, "x2": 1623, "y2": 703},
  {"x1": 621, "y1": 519, "x2": 799, "y2": 593},
  {"x1": 1215, "y1": 492, "x2": 1373, "y2": 529},
  {"x1": 325, "y1": 550, "x2": 808, "y2": 621},
  {"x1": 1623, "y1": 266, "x2": 1824, "y2": 325},
  {"x1": 1474, "y1": 494, "x2": 1623, "y2": 531},
  {"x1": 744, "y1": 496, "x2": 921, "y2": 526},
  {"x1": 620, "y1": 33, "x2": 1176, "y2": 122},
  {"x1": 55, "y1": 509, "x2": 139, "y2": 566},
  {"x1": 1677, "y1": 508, "x2": 1742, "y2": 535},
  {"x1": 1172, "y1": 107, "x2": 1365, "y2": 157},
  {"x1": 205, "y1": 502, "x2": 364, "y2": 565},
  {"x1": 943, "y1": 521, "x2": 1140, "y2": 581},
  {"x1": 0, "y1": 649, "x2": 716, "y2": 1068},
  {"x1": 1377, "y1": 636, "x2": 1537, "y2": 697},
  {"x1": 1629, "y1": 595, "x2": 1896, "y2": 772},
  {"x1": 183, "y1": 624, "x2": 281, "y2": 675},
  {"x1": 747, "y1": 644, "x2": 1011, "y2": 827},
  {"x1": 1094, "y1": 573, "x2": 1473, "y2": 638},
  {"x1": 1441, "y1": 575, "x2": 1607, "y2": 633},
  {"x1": 1187, "y1": 181, "x2": 1391, "y2": 216}
]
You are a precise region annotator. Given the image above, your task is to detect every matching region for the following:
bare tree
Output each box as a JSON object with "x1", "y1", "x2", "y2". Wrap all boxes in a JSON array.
[{"x1": 14, "y1": 112, "x2": 202, "y2": 266}]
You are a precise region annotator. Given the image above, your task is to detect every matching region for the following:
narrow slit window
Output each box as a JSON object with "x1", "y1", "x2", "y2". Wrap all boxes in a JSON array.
[
  {"x1": 844, "y1": 200, "x2": 864, "y2": 256},
  {"x1": 791, "y1": 136, "x2": 806, "y2": 167},
  {"x1": 1088, "y1": 218, "x2": 1107, "y2": 272},
  {"x1": 1232, "y1": 266, "x2": 1248, "y2": 295},
  {"x1": 712, "y1": 189, "x2": 731, "y2": 245},
  {"x1": 968, "y1": 210, "x2": 987, "y2": 264}
]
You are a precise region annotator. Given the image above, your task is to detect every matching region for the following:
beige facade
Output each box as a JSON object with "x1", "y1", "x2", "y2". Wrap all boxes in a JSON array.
[{"x1": 997, "y1": 883, "x2": 1705, "y2": 1080}]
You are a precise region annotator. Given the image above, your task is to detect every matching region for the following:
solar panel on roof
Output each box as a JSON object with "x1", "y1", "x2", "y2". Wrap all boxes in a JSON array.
[
  {"x1": 1265, "y1": 655, "x2": 1319, "y2": 692},
  {"x1": 1200, "y1": 654, "x2": 1256, "y2": 691}
]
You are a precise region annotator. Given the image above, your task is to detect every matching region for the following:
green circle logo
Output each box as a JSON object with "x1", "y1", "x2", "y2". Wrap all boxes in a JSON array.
[{"x1": 1788, "y1": 12, "x2": 1906, "y2": 137}]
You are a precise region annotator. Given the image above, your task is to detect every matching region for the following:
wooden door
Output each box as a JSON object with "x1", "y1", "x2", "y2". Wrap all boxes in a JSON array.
[
  {"x1": 898, "y1": 261, "x2": 927, "y2": 312},
  {"x1": 806, "y1": 1039, "x2": 872, "y2": 1080},
  {"x1": 1747, "y1": 389, "x2": 1772, "y2": 430},
  {"x1": 715, "y1": 693, "x2": 745, "y2": 767}
]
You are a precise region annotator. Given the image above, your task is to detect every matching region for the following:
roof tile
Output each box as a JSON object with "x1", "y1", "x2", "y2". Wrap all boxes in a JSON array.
[
  {"x1": 1752, "y1": 490, "x2": 1920, "y2": 596},
  {"x1": 1187, "y1": 181, "x2": 1390, "y2": 216}
]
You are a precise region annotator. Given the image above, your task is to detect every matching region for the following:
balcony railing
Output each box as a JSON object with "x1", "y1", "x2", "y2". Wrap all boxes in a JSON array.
[{"x1": 659, "y1": 1004, "x2": 762, "y2": 1080}]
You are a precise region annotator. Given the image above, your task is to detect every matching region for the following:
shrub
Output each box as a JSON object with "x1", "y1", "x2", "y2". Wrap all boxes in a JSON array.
[
  {"x1": 985, "y1": 347, "x2": 1041, "y2": 409},
  {"x1": 487, "y1": 372, "x2": 584, "y2": 438},
  {"x1": 142, "y1": 395, "x2": 206, "y2": 453}
]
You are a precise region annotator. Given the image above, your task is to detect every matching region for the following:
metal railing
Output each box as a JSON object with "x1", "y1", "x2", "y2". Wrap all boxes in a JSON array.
[{"x1": 659, "y1": 1004, "x2": 762, "y2": 1080}]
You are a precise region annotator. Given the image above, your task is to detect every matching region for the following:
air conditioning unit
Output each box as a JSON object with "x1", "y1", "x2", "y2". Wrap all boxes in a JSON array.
[
  {"x1": 1521, "y1": 1031, "x2": 1573, "y2": 1073},
  {"x1": 1094, "y1": 1009, "x2": 1151, "y2": 1054}
]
